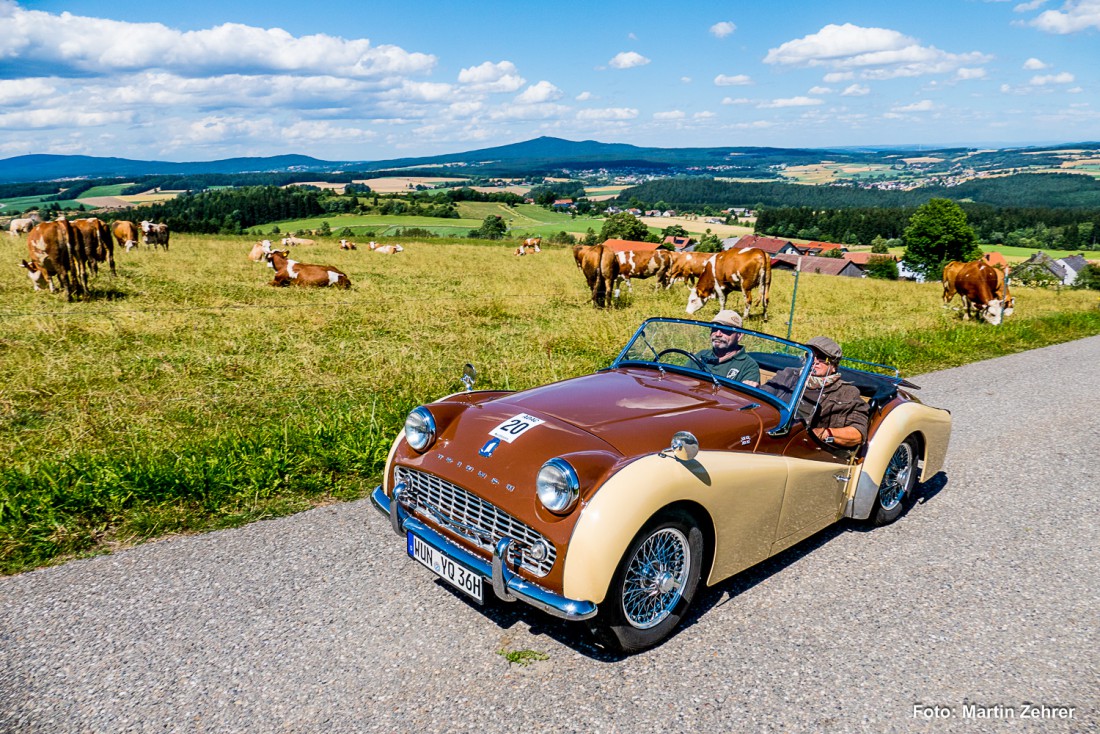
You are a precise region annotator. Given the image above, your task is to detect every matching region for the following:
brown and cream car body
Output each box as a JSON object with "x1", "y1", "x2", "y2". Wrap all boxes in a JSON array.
[{"x1": 372, "y1": 318, "x2": 952, "y2": 652}]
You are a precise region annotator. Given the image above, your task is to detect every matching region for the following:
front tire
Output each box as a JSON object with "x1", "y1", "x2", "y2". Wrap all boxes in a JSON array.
[
  {"x1": 588, "y1": 509, "x2": 704, "y2": 654},
  {"x1": 870, "y1": 437, "x2": 918, "y2": 526}
]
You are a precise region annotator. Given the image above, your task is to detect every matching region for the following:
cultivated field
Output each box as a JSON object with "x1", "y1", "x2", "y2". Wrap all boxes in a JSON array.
[{"x1": 1, "y1": 233, "x2": 1097, "y2": 573}]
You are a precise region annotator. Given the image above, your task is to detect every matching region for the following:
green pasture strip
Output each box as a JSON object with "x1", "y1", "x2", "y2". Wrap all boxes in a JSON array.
[
  {"x1": 1, "y1": 194, "x2": 84, "y2": 210},
  {"x1": 79, "y1": 184, "x2": 131, "y2": 198},
  {"x1": 0, "y1": 234, "x2": 1097, "y2": 573}
]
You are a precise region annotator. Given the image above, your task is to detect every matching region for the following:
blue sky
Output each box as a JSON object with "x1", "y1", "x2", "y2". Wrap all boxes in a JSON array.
[{"x1": 1, "y1": 0, "x2": 1097, "y2": 162}]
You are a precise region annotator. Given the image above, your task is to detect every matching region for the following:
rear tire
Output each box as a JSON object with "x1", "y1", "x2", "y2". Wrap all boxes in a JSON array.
[
  {"x1": 870, "y1": 437, "x2": 918, "y2": 526},
  {"x1": 588, "y1": 509, "x2": 704, "y2": 654}
]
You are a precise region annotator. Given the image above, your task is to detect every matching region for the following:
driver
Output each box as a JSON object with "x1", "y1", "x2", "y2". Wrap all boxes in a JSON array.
[
  {"x1": 761, "y1": 336, "x2": 869, "y2": 448},
  {"x1": 695, "y1": 310, "x2": 760, "y2": 386}
]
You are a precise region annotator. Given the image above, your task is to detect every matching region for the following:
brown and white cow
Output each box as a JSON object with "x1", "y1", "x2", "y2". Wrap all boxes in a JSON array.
[
  {"x1": 612, "y1": 248, "x2": 673, "y2": 295},
  {"x1": 8, "y1": 213, "x2": 40, "y2": 236},
  {"x1": 72, "y1": 217, "x2": 115, "y2": 277},
  {"x1": 141, "y1": 221, "x2": 170, "y2": 250},
  {"x1": 25, "y1": 219, "x2": 83, "y2": 300},
  {"x1": 264, "y1": 249, "x2": 351, "y2": 288},
  {"x1": 685, "y1": 247, "x2": 772, "y2": 321},
  {"x1": 111, "y1": 220, "x2": 140, "y2": 251},
  {"x1": 572, "y1": 244, "x2": 619, "y2": 308},
  {"x1": 952, "y1": 260, "x2": 1004, "y2": 325},
  {"x1": 944, "y1": 259, "x2": 1013, "y2": 316},
  {"x1": 281, "y1": 235, "x2": 316, "y2": 247},
  {"x1": 664, "y1": 251, "x2": 712, "y2": 288},
  {"x1": 514, "y1": 241, "x2": 541, "y2": 256},
  {"x1": 339, "y1": 239, "x2": 357, "y2": 250},
  {"x1": 248, "y1": 240, "x2": 273, "y2": 261},
  {"x1": 367, "y1": 241, "x2": 403, "y2": 254}
]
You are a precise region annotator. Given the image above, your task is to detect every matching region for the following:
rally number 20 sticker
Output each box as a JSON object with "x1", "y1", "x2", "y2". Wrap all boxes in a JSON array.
[{"x1": 489, "y1": 413, "x2": 545, "y2": 443}]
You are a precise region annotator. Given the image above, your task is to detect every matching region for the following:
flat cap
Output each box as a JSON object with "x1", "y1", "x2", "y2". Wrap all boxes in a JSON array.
[
  {"x1": 711, "y1": 310, "x2": 743, "y2": 329},
  {"x1": 806, "y1": 335, "x2": 843, "y2": 361}
]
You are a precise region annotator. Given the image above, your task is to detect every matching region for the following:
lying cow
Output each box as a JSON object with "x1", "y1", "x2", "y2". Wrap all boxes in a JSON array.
[
  {"x1": 264, "y1": 249, "x2": 351, "y2": 289},
  {"x1": 572, "y1": 243, "x2": 618, "y2": 308},
  {"x1": 686, "y1": 247, "x2": 771, "y2": 321},
  {"x1": 952, "y1": 260, "x2": 1004, "y2": 325},
  {"x1": 367, "y1": 241, "x2": 403, "y2": 254},
  {"x1": 339, "y1": 239, "x2": 357, "y2": 250},
  {"x1": 141, "y1": 220, "x2": 170, "y2": 250},
  {"x1": 281, "y1": 236, "x2": 316, "y2": 247},
  {"x1": 248, "y1": 240, "x2": 273, "y2": 261},
  {"x1": 112, "y1": 220, "x2": 140, "y2": 252},
  {"x1": 514, "y1": 242, "x2": 541, "y2": 256}
]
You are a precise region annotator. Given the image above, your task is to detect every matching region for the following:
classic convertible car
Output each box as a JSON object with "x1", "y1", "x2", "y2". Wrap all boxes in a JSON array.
[{"x1": 371, "y1": 318, "x2": 952, "y2": 652}]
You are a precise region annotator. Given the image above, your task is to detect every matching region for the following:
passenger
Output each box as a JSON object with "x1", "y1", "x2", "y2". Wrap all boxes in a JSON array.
[
  {"x1": 762, "y1": 336, "x2": 869, "y2": 448},
  {"x1": 695, "y1": 310, "x2": 760, "y2": 386}
]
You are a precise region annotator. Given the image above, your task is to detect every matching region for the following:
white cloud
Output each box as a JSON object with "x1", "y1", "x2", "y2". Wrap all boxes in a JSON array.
[
  {"x1": 956, "y1": 67, "x2": 987, "y2": 80},
  {"x1": 0, "y1": 78, "x2": 56, "y2": 105},
  {"x1": 694, "y1": 111, "x2": 716, "y2": 119},
  {"x1": 1031, "y1": 71, "x2": 1076, "y2": 84},
  {"x1": 809, "y1": 86, "x2": 833, "y2": 94},
  {"x1": 824, "y1": 72, "x2": 855, "y2": 83},
  {"x1": 758, "y1": 96, "x2": 823, "y2": 108},
  {"x1": 654, "y1": 110, "x2": 686, "y2": 120},
  {"x1": 608, "y1": 51, "x2": 650, "y2": 69},
  {"x1": 893, "y1": 100, "x2": 935, "y2": 112},
  {"x1": 0, "y1": 108, "x2": 134, "y2": 130},
  {"x1": 575, "y1": 91, "x2": 594, "y2": 101},
  {"x1": 765, "y1": 23, "x2": 990, "y2": 79},
  {"x1": 842, "y1": 84, "x2": 871, "y2": 96},
  {"x1": 721, "y1": 97, "x2": 752, "y2": 105},
  {"x1": 489, "y1": 103, "x2": 571, "y2": 121},
  {"x1": 0, "y1": 4, "x2": 436, "y2": 79},
  {"x1": 576, "y1": 107, "x2": 638, "y2": 120},
  {"x1": 1030, "y1": 0, "x2": 1100, "y2": 32},
  {"x1": 1014, "y1": 0, "x2": 1047, "y2": 10},
  {"x1": 714, "y1": 74, "x2": 752, "y2": 86},
  {"x1": 1023, "y1": 57, "x2": 1050, "y2": 69},
  {"x1": 515, "y1": 81, "x2": 562, "y2": 104},
  {"x1": 710, "y1": 21, "x2": 736, "y2": 38},
  {"x1": 457, "y1": 61, "x2": 525, "y2": 92}
]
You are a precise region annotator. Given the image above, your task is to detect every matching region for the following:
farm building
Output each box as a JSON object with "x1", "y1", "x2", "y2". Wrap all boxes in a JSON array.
[
  {"x1": 601, "y1": 238, "x2": 660, "y2": 253},
  {"x1": 723, "y1": 234, "x2": 801, "y2": 256},
  {"x1": 772, "y1": 254, "x2": 865, "y2": 278},
  {"x1": 842, "y1": 251, "x2": 898, "y2": 266},
  {"x1": 800, "y1": 241, "x2": 847, "y2": 256},
  {"x1": 1012, "y1": 251, "x2": 1091, "y2": 285},
  {"x1": 663, "y1": 235, "x2": 694, "y2": 251}
]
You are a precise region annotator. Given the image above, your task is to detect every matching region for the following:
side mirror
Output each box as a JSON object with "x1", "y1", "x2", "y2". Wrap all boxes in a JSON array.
[
  {"x1": 461, "y1": 363, "x2": 477, "y2": 392},
  {"x1": 660, "y1": 431, "x2": 699, "y2": 462}
]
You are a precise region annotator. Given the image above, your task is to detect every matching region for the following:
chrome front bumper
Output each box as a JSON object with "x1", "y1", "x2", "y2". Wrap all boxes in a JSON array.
[{"x1": 370, "y1": 485, "x2": 597, "y2": 622}]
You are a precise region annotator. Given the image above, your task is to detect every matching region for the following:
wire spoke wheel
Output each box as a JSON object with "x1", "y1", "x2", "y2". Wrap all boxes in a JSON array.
[
  {"x1": 879, "y1": 442, "x2": 914, "y2": 512},
  {"x1": 620, "y1": 527, "x2": 690, "y2": 629}
]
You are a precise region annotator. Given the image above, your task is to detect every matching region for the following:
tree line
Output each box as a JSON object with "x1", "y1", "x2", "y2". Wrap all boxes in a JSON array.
[{"x1": 105, "y1": 186, "x2": 325, "y2": 234}]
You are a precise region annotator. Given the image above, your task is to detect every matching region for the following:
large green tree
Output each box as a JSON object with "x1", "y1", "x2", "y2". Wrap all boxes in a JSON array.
[
  {"x1": 599, "y1": 212, "x2": 650, "y2": 242},
  {"x1": 902, "y1": 198, "x2": 982, "y2": 278}
]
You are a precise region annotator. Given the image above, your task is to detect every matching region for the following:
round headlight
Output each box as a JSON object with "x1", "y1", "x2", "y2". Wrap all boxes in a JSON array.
[
  {"x1": 404, "y1": 406, "x2": 436, "y2": 452},
  {"x1": 536, "y1": 458, "x2": 580, "y2": 514}
]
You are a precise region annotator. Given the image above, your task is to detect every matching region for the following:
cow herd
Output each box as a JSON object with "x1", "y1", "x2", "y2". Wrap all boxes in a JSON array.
[
  {"x1": 571, "y1": 244, "x2": 773, "y2": 320},
  {"x1": 244, "y1": 237, "x2": 407, "y2": 289}
]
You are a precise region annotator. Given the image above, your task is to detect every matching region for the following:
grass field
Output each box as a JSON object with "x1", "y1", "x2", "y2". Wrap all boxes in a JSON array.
[{"x1": 1, "y1": 233, "x2": 1098, "y2": 574}]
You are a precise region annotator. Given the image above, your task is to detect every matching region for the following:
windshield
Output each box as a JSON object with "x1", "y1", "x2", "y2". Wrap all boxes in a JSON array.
[{"x1": 613, "y1": 317, "x2": 815, "y2": 418}]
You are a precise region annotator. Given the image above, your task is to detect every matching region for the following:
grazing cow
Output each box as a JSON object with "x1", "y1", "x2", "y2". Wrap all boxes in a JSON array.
[
  {"x1": 686, "y1": 247, "x2": 772, "y2": 321},
  {"x1": 612, "y1": 248, "x2": 673, "y2": 295},
  {"x1": 367, "y1": 241, "x2": 403, "y2": 254},
  {"x1": 141, "y1": 220, "x2": 170, "y2": 250},
  {"x1": 8, "y1": 214, "x2": 40, "y2": 236},
  {"x1": 339, "y1": 239, "x2": 357, "y2": 250},
  {"x1": 524, "y1": 236, "x2": 542, "y2": 251},
  {"x1": 665, "y1": 251, "x2": 713, "y2": 288},
  {"x1": 281, "y1": 236, "x2": 316, "y2": 247},
  {"x1": 111, "y1": 220, "x2": 139, "y2": 252},
  {"x1": 248, "y1": 240, "x2": 273, "y2": 261},
  {"x1": 264, "y1": 249, "x2": 351, "y2": 289},
  {"x1": 952, "y1": 260, "x2": 1004, "y2": 325},
  {"x1": 572, "y1": 244, "x2": 619, "y2": 308},
  {"x1": 72, "y1": 217, "x2": 116, "y2": 277},
  {"x1": 944, "y1": 259, "x2": 1014, "y2": 316},
  {"x1": 25, "y1": 219, "x2": 83, "y2": 300}
]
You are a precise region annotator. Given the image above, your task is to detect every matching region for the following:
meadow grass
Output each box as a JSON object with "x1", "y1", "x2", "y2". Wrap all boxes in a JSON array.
[{"x1": 1, "y1": 233, "x2": 1097, "y2": 573}]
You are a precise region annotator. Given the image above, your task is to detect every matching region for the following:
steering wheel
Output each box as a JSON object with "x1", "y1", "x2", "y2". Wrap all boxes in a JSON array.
[{"x1": 655, "y1": 348, "x2": 710, "y2": 374}]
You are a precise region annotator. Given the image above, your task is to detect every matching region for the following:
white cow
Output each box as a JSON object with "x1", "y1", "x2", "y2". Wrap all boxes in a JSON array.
[{"x1": 8, "y1": 214, "x2": 40, "y2": 236}]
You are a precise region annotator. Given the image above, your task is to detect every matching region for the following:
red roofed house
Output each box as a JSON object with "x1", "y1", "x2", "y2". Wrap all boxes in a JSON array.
[
  {"x1": 800, "y1": 241, "x2": 847, "y2": 255},
  {"x1": 663, "y1": 235, "x2": 694, "y2": 251},
  {"x1": 772, "y1": 253, "x2": 865, "y2": 278},
  {"x1": 602, "y1": 238, "x2": 660, "y2": 252},
  {"x1": 842, "y1": 251, "x2": 899, "y2": 266},
  {"x1": 982, "y1": 251, "x2": 1009, "y2": 271},
  {"x1": 724, "y1": 234, "x2": 802, "y2": 256}
]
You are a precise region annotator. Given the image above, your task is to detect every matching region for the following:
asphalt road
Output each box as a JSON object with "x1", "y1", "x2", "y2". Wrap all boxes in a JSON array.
[{"x1": 2, "y1": 336, "x2": 1098, "y2": 734}]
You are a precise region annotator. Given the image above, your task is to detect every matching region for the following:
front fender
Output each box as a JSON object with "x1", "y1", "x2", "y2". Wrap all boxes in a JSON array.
[
  {"x1": 561, "y1": 451, "x2": 788, "y2": 604},
  {"x1": 847, "y1": 401, "x2": 952, "y2": 519}
]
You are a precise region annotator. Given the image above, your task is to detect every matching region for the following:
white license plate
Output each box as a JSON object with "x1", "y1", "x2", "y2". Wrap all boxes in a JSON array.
[{"x1": 408, "y1": 533, "x2": 484, "y2": 603}]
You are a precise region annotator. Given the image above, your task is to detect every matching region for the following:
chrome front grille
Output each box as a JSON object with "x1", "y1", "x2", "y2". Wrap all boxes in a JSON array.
[{"x1": 394, "y1": 466, "x2": 557, "y2": 577}]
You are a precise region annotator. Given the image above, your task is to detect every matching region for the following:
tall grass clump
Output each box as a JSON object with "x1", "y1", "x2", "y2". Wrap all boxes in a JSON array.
[{"x1": 1, "y1": 233, "x2": 1097, "y2": 572}]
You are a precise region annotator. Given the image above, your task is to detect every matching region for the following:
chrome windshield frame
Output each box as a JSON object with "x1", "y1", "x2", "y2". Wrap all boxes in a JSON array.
[{"x1": 611, "y1": 317, "x2": 816, "y2": 435}]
